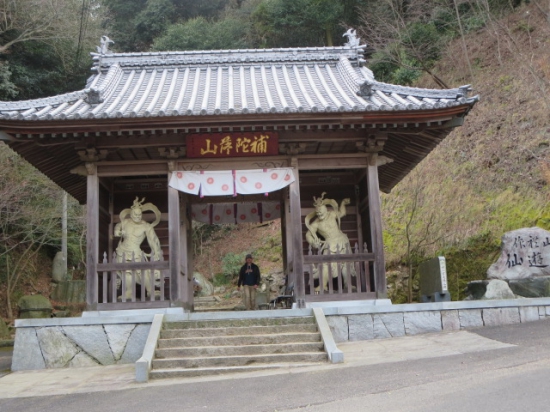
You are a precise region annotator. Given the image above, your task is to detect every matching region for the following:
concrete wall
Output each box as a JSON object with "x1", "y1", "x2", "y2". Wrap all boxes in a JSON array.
[{"x1": 321, "y1": 298, "x2": 550, "y2": 342}]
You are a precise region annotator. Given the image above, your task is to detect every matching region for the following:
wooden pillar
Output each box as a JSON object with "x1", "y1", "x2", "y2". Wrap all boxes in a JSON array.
[
  {"x1": 180, "y1": 194, "x2": 193, "y2": 310},
  {"x1": 354, "y1": 185, "x2": 364, "y2": 249},
  {"x1": 289, "y1": 158, "x2": 305, "y2": 306},
  {"x1": 107, "y1": 182, "x2": 114, "y2": 259},
  {"x1": 283, "y1": 188, "x2": 293, "y2": 283},
  {"x1": 186, "y1": 200, "x2": 194, "y2": 307},
  {"x1": 62, "y1": 191, "x2": 67, "y2": 276},
  {"x1": 86, "y1": 163, "x2": 99, "y2": 310},
  {"x1": 168, "y1": 171, "x2": 182, "y2": 306},
  {"x1": 367, "y1": 154, "x2": 387, "y2": 298}
]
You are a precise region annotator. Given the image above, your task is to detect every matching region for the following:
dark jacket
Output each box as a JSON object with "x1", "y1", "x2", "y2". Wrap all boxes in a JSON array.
[{"x1": 238, "y1": 262, "x2": 261, "y2": 287}]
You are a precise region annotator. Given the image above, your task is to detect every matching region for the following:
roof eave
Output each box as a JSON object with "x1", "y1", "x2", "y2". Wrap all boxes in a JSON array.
[{"x1": 0, "y1": 104, "x2": 475, "y2": 136}]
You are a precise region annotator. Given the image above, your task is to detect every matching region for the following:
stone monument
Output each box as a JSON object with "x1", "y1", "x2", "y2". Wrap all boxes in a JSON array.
[
  {"x1": 419, "y1": 256, "x2": 450, "y2": 302},
  {"x1": 488, "y1": 227, "x2": 550, "y2": 280},
  {"x1": 51, "y1": 251, "x2": 69, "y2": 283},
  {"x1": 465, "y1": 227, "x2": 550, "y2": 300}
]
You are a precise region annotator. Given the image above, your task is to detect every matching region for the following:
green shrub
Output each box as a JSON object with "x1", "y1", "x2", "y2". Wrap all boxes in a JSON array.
[
  {"x1": 221, "y1": 252, "x2": 247, "y2": 280},
  {"x1": 437, "y1": 232, "x2": 500, "y2": 301},
  {"x1": 212, "y1": 273, "x2": 231, "y2": 287}
]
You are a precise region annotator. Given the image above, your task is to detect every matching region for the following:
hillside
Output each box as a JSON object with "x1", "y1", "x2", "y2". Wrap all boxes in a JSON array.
[
  {"x1": 193, "y1": 220, "x2": 284, "y2": 282},
  {"x1": 2, "y1": 3, "x2": 550, "y2": 322},
  {"x1": 382, "y1": 2, "x2": 550, "y2": 301}
]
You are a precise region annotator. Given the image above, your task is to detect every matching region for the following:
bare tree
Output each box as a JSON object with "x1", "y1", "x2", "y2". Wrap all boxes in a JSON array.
[
  {"x1": 358, "y1": 0, "x2": 451, "y2": 87},
  {"x1": 474, "y1": 0, "x2": 550, "y2": 107},
  {"x1": 0, "y1": 144, "x2": 66, "y2": 318},
  {"x1": 383, "y1": 166, "x2": 448, "y2": 302},
  {"x1": 0, "y1": 0, "x2": 62, "y2": 53}
]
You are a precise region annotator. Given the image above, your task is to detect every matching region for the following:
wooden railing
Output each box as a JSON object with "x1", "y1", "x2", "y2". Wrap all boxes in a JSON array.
[
  {"x1": 95, "y1": 252, "x2": 171, "y2": 309},
  {"x1": 303, "y1": 243, "x2": 376, "y2": 301}
]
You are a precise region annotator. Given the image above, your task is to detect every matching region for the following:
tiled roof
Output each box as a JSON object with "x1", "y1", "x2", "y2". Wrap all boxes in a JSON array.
[{"x1": 0, "y1": 45, "x2": 478, "y2": 121}]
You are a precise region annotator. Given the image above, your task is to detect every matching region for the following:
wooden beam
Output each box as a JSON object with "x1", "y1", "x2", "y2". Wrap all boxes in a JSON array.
[
  {"x1": 98, "y1": 162, "x2": 168, "y2": 176},
  {"x1": 298, "y1": 154, "x2": 369, "y2": 170},
  {"x1": 176, "y1": 156, "x2": 289, "y2": 171}
]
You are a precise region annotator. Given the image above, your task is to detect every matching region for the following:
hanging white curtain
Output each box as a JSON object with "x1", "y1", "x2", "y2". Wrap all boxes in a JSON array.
[
  {"x1": 234, "y1": 169, "x2": 295, "y2": 195},
  {"x1": 169, "y1": 168, "x2": 295, "y2": 197},
  {"x1": 169, "y1": 171, "x2": 202, "y2": 195}
]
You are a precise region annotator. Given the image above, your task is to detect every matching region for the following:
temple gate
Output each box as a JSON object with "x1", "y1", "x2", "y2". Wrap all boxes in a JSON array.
[{"x1": 0, "y1": 34, "x2": 478, "y2": 311}]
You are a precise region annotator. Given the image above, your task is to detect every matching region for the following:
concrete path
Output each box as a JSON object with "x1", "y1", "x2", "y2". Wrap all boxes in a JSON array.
[{"x1": 0, "y1": 330, "x2": 513, "y2": 399}]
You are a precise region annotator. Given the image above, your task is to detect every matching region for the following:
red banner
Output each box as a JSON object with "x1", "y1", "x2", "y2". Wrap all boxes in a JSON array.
[{"x1": 186, "y1": 132, "x2": 279, "y2": 158}]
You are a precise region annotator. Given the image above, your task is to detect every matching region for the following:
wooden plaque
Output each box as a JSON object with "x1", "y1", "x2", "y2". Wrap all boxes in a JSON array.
[{"x1": 186, "y1": 132, "x2": 279, "y2": 158}]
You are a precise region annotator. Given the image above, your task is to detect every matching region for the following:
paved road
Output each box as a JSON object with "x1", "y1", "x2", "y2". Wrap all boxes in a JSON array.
[{"x1": 1, "y1": 319, "x2": 549, "y2": 412}]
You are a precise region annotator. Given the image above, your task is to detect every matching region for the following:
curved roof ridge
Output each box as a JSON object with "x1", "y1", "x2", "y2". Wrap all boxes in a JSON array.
[
  {"x1": 91, "y1": 45, "x2": 363, "y2": 59},
  {"x1": 336, "y1": 56, "x2": 373, "y2": 93},
  {"x1": 370, "y1": 79, "x2": 473, "y2": 100},
  {"x1": 91, "y1": 45, "x2": 366, "y2": 70},
  {"x1": 0, "y1": 90, "x2": 87, "y2": 112},
  {"x1": 93, "y1": 64, "x2": 124, "y2": 101}
]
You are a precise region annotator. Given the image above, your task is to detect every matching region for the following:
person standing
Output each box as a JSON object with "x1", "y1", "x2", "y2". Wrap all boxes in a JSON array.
[{"x1": 238, "y1": 254, "x2": 261, "y2": 310}]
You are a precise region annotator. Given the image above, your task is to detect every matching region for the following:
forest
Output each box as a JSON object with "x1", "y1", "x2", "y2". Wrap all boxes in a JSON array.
[{"x1": 1, "y1": 0, "x2": 549, "y2": 320}]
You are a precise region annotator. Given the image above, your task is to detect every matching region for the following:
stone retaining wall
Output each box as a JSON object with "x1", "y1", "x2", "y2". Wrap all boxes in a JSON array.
[
  {"x1": 322, "y1": 298, "x2": 550, "y2": 342},
  {"x1": 12, "y1": 317, "x2": 151, "y2": 371},
  {"x1": 11, "y1": 298, "x2": 550, "y2": 372}
]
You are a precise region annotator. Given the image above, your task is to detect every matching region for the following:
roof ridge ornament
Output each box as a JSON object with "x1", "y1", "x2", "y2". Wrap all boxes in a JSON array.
[
  {"x1": 458, "y1": 84, "x2": 472, "y2": 98},
  {"x1": 97, "y1": 35, "x2": 114, "y2": 55},
  {"x1": 343, "y1": 28, "x2": 367, "y2": 66},
  {"x1": 357, "y1": 81, "x2": 372, "y2": 97},
  {"x1": 85, "y1": 87, "x2": 103, "y2": 105},
  {"x1": 343, "y1": 28, "x2": 361, "y2": 48}
]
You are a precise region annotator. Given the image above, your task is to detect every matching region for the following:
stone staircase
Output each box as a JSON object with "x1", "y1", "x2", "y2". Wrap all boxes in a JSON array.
[{"x1": 149, "y1": 316, "x2": 327, "y2": 379}]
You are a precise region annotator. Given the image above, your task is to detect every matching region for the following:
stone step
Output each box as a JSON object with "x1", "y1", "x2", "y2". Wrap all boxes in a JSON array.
[
  {"x1": 194, "y1": 296, "x2": 218, "y2": 302},
  {"x1": 194, "y1": 300, "x2": 217, "y2": 305},
  {"x1": 152, "y1": 352, "x2": 327, "y2": 369},
  {"x1": 149, "y1": 362, "x2": 323, "y2": 379},
  {"x1": 156, "y1": 341, "x2": 324, "y2": 358},
  {"x1": 158, "y1": 332, "x2": 321, "y2": 348},
  {"x1": 160, "y1": 323, "x2": 319, "y2": 339},
  {"x1": 164, "y1": 316, "x2": 315, "y2": 330}
]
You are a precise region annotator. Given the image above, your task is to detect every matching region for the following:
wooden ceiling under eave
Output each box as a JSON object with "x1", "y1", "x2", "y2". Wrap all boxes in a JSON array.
[
  {"x1": 6, "y1": 139, "x2": 88, "y2": 203},
  {"x1": 1, "y1": 105, "x2": 470, "y2": 204},
  {"x1": 378, "y1": 128, "x2": 454, "y2": 193}
]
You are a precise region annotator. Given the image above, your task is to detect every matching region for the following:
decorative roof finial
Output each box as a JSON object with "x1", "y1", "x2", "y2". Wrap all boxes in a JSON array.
[
  {"x1": 85, "y1": 87, "x2": 103, "y2": 105},
  {"x1": 97, "y1": 35, "x2": 114, "y2": 55},
  {"x1": 343, "y1": 28, "x2": 361, "y2": 48}
]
